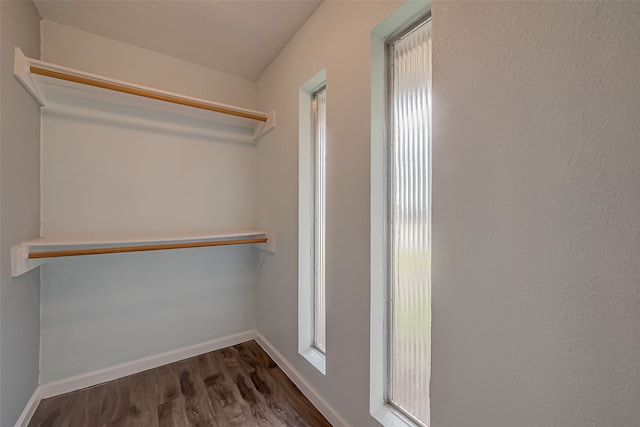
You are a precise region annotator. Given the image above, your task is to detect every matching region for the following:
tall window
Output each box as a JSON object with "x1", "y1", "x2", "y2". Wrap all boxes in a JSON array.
[
  {"x1": 312, "y1": 87, "x2": 327, "y2": 352},
  {"x1": 387, "y1": 17, "x2": 431, "y2": 426},
  {"x1": 299, "y1": 70, "x2": 325, "y2": 373}
]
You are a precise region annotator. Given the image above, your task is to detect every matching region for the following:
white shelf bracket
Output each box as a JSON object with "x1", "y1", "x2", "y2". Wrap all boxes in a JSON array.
[
  {"x1": 256, "y1": 233, "x2": 276, "y2": 253},
  {"x1": 11, "y1": 244, "x2": 42, "y2": 277},
  {"x1": 253, "y1": 110, "x2": 276, "y2": 141},
  {"x1": 14, "y1": 47, "x2": 45, "y2": 105}
]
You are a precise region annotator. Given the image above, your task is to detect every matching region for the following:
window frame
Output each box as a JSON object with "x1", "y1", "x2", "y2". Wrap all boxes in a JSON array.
[
  {"x1": 370, "y1": 3, "x2": 431, "y2": 426},
  {"x1": 298, "y1": 69, "x2": 327, "y2": 375},
  {"x1": 312, "y1": 85, "x2": 327, "y2": 354},
  {"x1": 385, "y1": 16, "x2": 432, "y2": 426}
]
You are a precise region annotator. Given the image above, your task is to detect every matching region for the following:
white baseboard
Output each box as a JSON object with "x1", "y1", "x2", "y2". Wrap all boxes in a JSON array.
[
  {"x1": 14, "y1": 387, "x2": 42, "y2": 427},
  {"x1": 254, "y1": 332, "x2": 352, "y2": 427},
  {"x1": 38, "y1": 330, "x2": 256, "y2": 399}
]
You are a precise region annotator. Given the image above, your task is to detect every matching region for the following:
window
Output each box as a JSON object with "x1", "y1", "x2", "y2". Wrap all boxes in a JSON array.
[
  {"x1": 312, "y1": 87, "x2": 327, "y2": 353},
  {"x1": 370, "y1": 5, "x2": 431, "y2": 425},
  {"x1": 299, "y1": 70, "x2": 326, "y2": 374},
  {"x1": 387, "y1": 17, "x2": 432, "y2": 426}
]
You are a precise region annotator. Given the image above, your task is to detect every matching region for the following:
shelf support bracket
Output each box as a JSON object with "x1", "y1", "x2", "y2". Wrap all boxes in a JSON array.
[
  {"x1": 11, "y1": 244, "x2": 43, "y2": 278},
  {"x1": 254, "y1": 110, "x2": 276, "y2": 141},
  {"x1": 14, "y1": 48, "x2": 45, "y2": 105},
  {"x1": 255, "y1": 233, "x2": 276, "y2": 253}
]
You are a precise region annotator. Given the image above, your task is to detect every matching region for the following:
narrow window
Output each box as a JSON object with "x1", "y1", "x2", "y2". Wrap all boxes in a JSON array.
[
  {"x1": 312, "y1": 87, "x2": 327, "y2": 353},
  {"x1": 387, "y1": 17, "x2": 431, "y2": 426},
  {"x1": 298, "y1": 69, "x2": 326, "y2": 374}
]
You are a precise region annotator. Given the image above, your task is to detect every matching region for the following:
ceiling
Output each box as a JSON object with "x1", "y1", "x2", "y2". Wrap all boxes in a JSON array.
[{"x1": 33, "y1": 0, "x2": 323, "y2": 81}]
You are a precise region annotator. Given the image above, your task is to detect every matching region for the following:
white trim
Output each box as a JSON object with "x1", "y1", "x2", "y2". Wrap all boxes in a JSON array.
[
  {"x1": 14, "y1": 388, "x2": 42, "y2": 427},
  {"x1": 300, "y1": 346, "x2": 326, "y2": 375},
  {"x1": 254, "y1": 332, "x2": 351, "y2": 427},
  {"x1": 38, "y1": 330, "x2": 256, "y2": 399},
  {"x1": 370, "y1": 24, "x2": 390, "y2": 419},
  {"x1": 372, "y1": 404, "x2": 421, "y2": 427}
]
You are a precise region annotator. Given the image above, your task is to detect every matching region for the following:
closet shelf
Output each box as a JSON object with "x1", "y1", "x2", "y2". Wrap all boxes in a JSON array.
[
  {"x1": 11, "y1": 231, "x2": 275, "y2": 277},
  {"x1": 13, "y1": 48, "x2": 275, "y2": 142}
]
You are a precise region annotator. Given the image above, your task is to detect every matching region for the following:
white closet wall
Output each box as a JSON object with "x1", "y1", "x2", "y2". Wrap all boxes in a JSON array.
[
  {"x1": 41, "y1": 20, "x2": 257, "y2": 108},
  {"x1": 38, "y1": 21, "x2": 262, "y2": 382},
  {"x1": 41, "y1": 98, "x2": 258, "y2": 238}
]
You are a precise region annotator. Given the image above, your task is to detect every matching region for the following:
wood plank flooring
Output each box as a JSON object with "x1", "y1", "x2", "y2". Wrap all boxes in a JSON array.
[{"x1": 29, "y1": 340, "x2": 332, "y2": 427}]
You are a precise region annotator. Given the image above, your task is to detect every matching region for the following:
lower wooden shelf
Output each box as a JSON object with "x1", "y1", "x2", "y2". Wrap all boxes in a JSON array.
[{"x1": 11, "y1": 231, "x2": 274, "y2": 277}]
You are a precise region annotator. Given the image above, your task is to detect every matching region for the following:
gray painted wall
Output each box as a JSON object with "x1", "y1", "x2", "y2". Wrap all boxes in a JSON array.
[
  {"x1": 0, "y1": 1, "x2": 42, "y2": 425},
  {"x1": 255, "y1": 2, "x2": 403, "y2": 426},
  {"x1": 431, "y1": 2, "x2": 640, "y2": 426}
]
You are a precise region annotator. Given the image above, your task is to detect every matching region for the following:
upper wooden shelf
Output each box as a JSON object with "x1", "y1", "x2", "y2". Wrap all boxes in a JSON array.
[
  {"x1": 11, "y1": 230, "x2": 275, "y2": 277},
  {"x1": 13, "y1": 48, "x2": 275, "y2": 142}
]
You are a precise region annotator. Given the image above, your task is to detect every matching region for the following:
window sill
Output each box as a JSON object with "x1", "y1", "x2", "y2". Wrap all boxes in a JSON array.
[
  {"x1": 372, "y1": 403, "x2": 426, "y2": 427},
  {"x1": 300, "y1": 346, "x2": 326, "y2": 375}
]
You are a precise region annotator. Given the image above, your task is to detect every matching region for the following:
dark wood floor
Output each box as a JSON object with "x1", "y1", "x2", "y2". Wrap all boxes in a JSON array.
[{"x1": 29, "y1": 340, "x2": 332, "y2": 427}]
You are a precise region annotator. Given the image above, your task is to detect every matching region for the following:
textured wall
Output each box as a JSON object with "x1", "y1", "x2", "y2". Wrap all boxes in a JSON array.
[
  {"x1": 431, "y1": 2, "x2": 640, "y2": 426},
  {"x1": 0, "y1": 1, "x2": 41, "y2": 425}
]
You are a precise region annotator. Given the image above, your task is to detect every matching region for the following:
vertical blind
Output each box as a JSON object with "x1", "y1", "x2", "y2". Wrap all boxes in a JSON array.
[
  {"x1": 314, "y1": 88, "x2": 327, "y2": 353},
  {"x1": 389, "y1": 18, "x2": 431, "y2": 425}
]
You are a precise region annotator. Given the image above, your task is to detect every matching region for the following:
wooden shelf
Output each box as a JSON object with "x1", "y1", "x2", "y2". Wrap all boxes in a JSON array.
[
  {"x1": 13, "y1": 48, "x2": 275, "y2": 142},
  {"x1": 11, "y1": 231, "x2": 275, "y2": 277}
]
